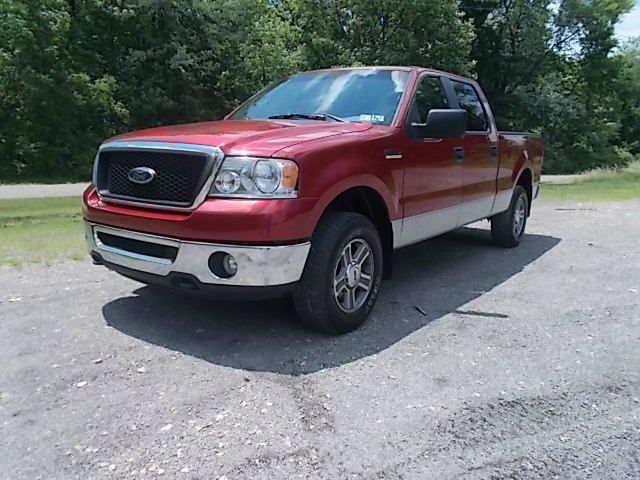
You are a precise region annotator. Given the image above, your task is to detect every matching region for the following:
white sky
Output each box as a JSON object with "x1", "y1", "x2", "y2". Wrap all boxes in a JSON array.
[{"x1": 616, "y1": 2, "x2": 640, "y2": 41}]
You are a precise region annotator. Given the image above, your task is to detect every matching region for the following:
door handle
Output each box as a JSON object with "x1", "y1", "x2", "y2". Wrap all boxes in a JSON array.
[
  {"x1": 384, "y1": 149, "x2": 403, "y2": 160},
  {"x1": 490, "y1": 144, "x2": 498, "y2": 158},
  {"x1": 453, "y1": 147, "x2": 464, "y2": 163}
]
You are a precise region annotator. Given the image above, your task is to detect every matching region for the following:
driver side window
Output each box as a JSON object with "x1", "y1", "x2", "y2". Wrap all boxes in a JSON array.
[{"x1": 409, "y1": 76, "x2": 449, "y2": 124}]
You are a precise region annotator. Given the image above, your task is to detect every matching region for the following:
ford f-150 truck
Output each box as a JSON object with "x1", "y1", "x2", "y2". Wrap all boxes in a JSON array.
[{"x1": 83, "y1": 66, "x2": 543, "y2": 334}]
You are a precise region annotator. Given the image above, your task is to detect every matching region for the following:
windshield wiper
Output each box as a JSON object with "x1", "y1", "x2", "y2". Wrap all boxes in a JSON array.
[{"x1": 268, "y1": 113, "x2": 345, "y2": 122}]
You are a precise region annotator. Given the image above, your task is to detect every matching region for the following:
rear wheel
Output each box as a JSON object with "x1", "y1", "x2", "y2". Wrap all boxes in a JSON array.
[
  {"x1": 491, "y1": 185, "x2": 529, "y2": 248},
  {"x1": 292, "y1": 212, "x2": 383, "y2": 334}
]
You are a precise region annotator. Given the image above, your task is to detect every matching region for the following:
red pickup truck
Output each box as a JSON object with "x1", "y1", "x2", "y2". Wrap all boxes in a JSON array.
[{"x1": 83, "y1": 66, "x2": 543, "y2": 334}]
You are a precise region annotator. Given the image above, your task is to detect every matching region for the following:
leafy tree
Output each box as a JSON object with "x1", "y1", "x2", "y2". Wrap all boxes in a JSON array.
[
  {"x1": 462, "y1": 0, "x2": 553, "y2": 128},
  {"x1": 617, "y1": 38, "x2": 640, "y2": 157},
  {"x1": 463, "y1": 0, "x2": 635, "y2": 172},
  {"x1": 0, "y1": 0, "x2": 637, "y2": 180},
  {"x1": 283, "y1": 0, "x2": 474, "y2": 74},
  {"x1": 0, "y1": 0, "x2": 126, "y2": 181},
  {"x1": 236, "y1": 4, "x2": 305, "y2": 91},
  {"x1": 99, "y1": 0, "x2": 265, "y2": 126}
]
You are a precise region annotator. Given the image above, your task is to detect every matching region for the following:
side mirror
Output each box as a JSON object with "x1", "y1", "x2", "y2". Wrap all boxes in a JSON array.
[{"x1": 411, "y1": 109, "x2": 468, "y2": 139}]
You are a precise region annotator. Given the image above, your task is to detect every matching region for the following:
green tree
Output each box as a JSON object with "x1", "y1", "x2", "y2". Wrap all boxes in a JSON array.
[
  {"x1": 616, "y1": 37, "x2": 640, "y2": 157},
  {"x1": 101, "y1": 0, "x2": 264, "y2": 126},
  {"x1": 0, "y1": 0, "x2": 302, "y2": 181},
  {"x1": 0, "y1": 0, "x2": 636, "y2": 181},
  {"x1": 284, "y1": 0, "x2": 474, "y2": 74},
  {"x1": 0, "y1": 0, "x2": 126, "y2": 181},
  {"x1": 236, "y1": 4, "x2": 305, "y2": 92},
  {"x1": 463, "y1": 0, "x2": 634, "y2": 173},
  {"x1": 462, "y1": 0, "x2": 553, "y2": 128}
]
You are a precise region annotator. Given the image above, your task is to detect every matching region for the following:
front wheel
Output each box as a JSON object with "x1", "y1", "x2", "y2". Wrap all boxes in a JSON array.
[
  {"x1": 292, "y1": 212, "x2": 383, "y2": 334},
  {"x1": 490, "y1": 185, "x2": 529, "y2": 248}
]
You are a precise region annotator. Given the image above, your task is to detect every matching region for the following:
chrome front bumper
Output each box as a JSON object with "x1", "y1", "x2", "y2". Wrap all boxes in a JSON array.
[{"x1": 84, "y1": 222, "x2": 310, "y2": 287}]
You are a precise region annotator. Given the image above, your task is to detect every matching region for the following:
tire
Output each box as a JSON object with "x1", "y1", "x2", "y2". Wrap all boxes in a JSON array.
[
  {"x1": 491, "y1": 185, "x2": 529, "y2": 248},
  {"x1": 292, "y1": 212, "x2": 383, "y2": 334}
]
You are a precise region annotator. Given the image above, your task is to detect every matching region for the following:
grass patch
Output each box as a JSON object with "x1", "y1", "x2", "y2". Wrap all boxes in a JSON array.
[
  {"x1": 0, "y1": 197, "x2": 85, "y2": 267},
  {"x1": 542, "y1": 161, "x2": 640, "y2": 201}
]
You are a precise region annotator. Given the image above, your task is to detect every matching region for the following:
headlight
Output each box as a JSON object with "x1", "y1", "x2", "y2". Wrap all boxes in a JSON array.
[
  {"x1": 210, "y1": 157, "x2": 298, "y2": 198},
  {"x1": 214, "y1": 170, "x2": 241, "y2": 194}
]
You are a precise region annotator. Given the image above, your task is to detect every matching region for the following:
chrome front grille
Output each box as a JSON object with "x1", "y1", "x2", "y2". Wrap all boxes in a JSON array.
[{"x1": 94, "y1": 141, "x2": 224, "y2": 209}]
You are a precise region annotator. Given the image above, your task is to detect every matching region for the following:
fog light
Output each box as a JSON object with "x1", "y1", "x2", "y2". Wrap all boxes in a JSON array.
[
  {"x1": 208, "y1": 252, "x2": 238, "y2": 278},
  {"x1": 223, "y1": 254, "x2": 237, "y2": 276}
]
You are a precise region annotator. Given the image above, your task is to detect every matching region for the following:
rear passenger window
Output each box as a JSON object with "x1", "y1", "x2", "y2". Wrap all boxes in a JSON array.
[
  {"x1": 451, "y1": 81, "x2": 488, "y2": 131},
  {"x1": 409, "y1": 76, "x2": 449, "y2": 124}
]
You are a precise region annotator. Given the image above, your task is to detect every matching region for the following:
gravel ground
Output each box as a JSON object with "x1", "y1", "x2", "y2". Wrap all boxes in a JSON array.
[{"x1": 1, "y1": 198, "x2": 639, "y2": 479}]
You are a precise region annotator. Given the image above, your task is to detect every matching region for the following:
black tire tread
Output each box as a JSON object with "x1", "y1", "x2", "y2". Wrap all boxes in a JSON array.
[
  {"x1": 292, "y1": 212, "x2": 382, "y2": 334},
  {"x1": 491, "y1": 185, "x2": 528, "y2": 248}
]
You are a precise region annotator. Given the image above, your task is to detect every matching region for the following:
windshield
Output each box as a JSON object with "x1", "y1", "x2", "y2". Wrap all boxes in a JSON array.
[{"x1": 229, "y1": 69, "x2": 410, "y2": 126}]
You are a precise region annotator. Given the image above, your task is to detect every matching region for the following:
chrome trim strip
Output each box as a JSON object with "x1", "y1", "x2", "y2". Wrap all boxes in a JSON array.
[
  {"x1": 86, "y1": 222, "x2": 310, "y2": 287},
  {"x1": 392, "y1": 219, "x2": 402, "y2": 246},
  {"x1": 393, "y1": 203, "x2": 459, "y2": 249},
  {"x1": 94, "y1": 141, "x2": 225, "y2": 212},
  {"x1": 490, "y1": 189, "x2": 512, "y2": 215},
  {"x1": 93, "y1": 226, "x2": 178, "y2": 265},
  {"x1": 393, "y1": 194, "x2": 498, "y2": 249},
  {"x1": 94, "y1": 237, "x2": 172, "y2": 266},
  {"x1": 458, "y1": 195, "x2": 494, "y2": 226},
  {"x1": 92, "y1": 151, "x2": 100, "y2": 187},
  {"x1": 394, "y1": 184, "x2": 536, "y2": 249},
  {"x1": 100, "y1": 141, "x2": 223, "y2": 156}
]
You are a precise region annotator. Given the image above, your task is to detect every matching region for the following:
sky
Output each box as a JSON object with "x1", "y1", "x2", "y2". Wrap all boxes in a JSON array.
[{"x1": 616, "y1": 1, "x2": 640, "y2": 41}]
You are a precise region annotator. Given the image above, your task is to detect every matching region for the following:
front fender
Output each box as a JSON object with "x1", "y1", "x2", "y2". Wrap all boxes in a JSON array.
[{"x1": 306, "y1": 174, "x2": 400, "y2": 230}]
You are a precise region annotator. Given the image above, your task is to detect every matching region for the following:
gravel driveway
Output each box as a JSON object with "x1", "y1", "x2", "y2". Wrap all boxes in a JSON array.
[{"x1": 1, "y1": 199, "x2": 639, "y2": 479}]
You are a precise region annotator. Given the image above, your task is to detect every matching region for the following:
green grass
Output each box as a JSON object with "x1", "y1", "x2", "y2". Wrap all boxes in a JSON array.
[
  {"x1": 542, "y1": 162, "x2": 640, "y2": 201},
  {"x1": 0, "y1": 197, "x2": 85, "y2": 267}
]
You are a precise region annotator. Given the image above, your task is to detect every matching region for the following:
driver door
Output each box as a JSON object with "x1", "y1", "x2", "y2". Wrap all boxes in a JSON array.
[{"x1": 398, "y1": 75, "x2": 463, "y2": 247}]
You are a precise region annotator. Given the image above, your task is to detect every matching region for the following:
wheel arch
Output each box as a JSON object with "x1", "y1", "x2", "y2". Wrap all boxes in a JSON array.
[
  {"x1": 314, "y1": 183, "x2": 395, "y2": 279},
  {"x1": 515, "y1": 167, "x2": 533, "y2": 215}
]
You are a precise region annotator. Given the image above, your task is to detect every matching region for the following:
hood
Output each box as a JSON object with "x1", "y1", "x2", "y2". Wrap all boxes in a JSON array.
[{"x1": 109, "y1": 119, "x2": 373, "y2": 157}]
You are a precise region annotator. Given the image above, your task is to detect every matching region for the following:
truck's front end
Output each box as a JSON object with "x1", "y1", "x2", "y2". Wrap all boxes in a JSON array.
[{"x1": 83, "y1": 138, "x2": 319, "y2": 298}]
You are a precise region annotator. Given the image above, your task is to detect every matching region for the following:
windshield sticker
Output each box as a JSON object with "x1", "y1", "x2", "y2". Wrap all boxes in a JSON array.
[{"x1": 359, "y1": 114, "x2": 385, "y2": 123}]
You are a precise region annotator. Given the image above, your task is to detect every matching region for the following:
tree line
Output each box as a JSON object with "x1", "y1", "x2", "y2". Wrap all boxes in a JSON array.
[{"x1": 1, "y1": 0, "x2": 638, "y2": 182}]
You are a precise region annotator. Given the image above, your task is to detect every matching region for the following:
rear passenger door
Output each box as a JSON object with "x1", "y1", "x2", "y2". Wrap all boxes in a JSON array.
[{"x1": 450, "y1": 80, "x2": 498, "y2": 226}]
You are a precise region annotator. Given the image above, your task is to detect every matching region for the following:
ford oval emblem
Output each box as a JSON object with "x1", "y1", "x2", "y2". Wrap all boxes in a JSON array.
[{"x1": 127, "y1": 166, "x2": 156, "y2": 185}]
